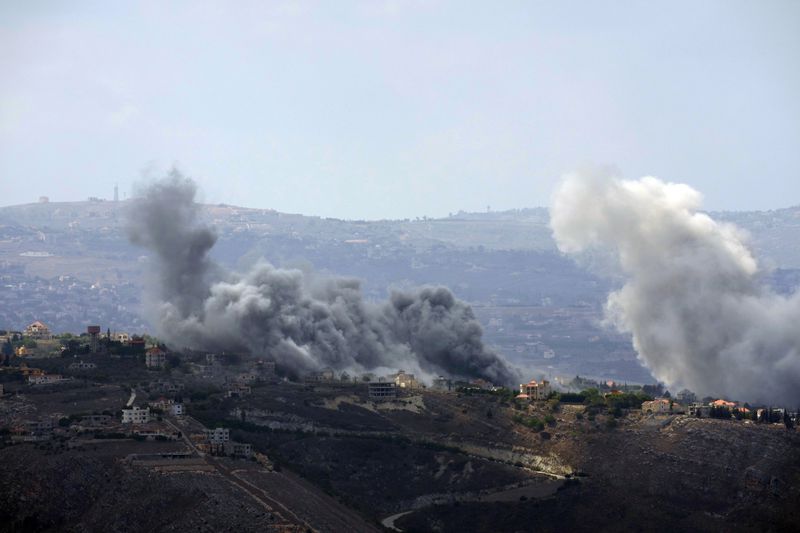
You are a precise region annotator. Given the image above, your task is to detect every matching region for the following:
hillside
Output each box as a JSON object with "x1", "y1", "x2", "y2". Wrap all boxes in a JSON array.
[{"x1": 1, "y1": 200, "x2": 799, "y2": 385}]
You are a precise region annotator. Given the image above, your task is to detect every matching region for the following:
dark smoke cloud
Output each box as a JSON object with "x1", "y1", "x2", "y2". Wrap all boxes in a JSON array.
[
  {"x1": 550, "y1": 170, "x2": 800, "y2": 404},
  {"x1": 128, "y1": 171, "x2": 520, "y2": 385}
]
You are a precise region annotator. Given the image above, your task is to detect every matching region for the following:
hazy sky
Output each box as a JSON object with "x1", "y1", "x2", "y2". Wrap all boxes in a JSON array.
[{"x1": 1, "y1": 1, "x2": 799, "y2": 219}]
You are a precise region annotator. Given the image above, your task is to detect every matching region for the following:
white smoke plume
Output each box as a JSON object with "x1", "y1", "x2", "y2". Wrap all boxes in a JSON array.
[
  {"x1": 550, "y1": 169, "x2": 800, "y2": 405},
  {"x1": 128, "y1": 171, "x2": 520, "y2": 385}
]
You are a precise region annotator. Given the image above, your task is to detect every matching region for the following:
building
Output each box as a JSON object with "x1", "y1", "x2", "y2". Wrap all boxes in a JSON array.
[
  {"x1": 170, "y1": 403, "x2": 184, "y2": 416},
  {"x1": 79, "y1": 414, "x2": 113, "y2": 427},
  {"x1": 676, "y1": 389, "x2": 697, "y2": 404},
  {"x1": 368, "y1": 381, "x2": 397, "y2": 401},
  {"x1": 432, "y1": 376, "x2": 452, "y2": 392},
  {"x1": 226, "y1": 383, "x2": 251, "y2": 398},
  {"x1": 28, "y1": 373, "x2": 66, "y2": 385},
  {"x1": 121, "y1": 406, "x2": 150, "y2": 424},
  {"x1": 204, "y1": 428, "x2": 230, "y2": 445},
  {"x1": 689, "y1": 403, "x2": 711, "y2": 418},
  {"x1": 112, "y1": 332, "x2": 131, "y2": 343},
  {"x1": 393, "y1": 370, "x2": 419, "y2": 389},
  {"x1": 223, "y1": 441, "x2": 253, "y2": 459},
  {"x1": 517, "y1": 379, "x2": 552, "y2": 401},
  {"x1": 68, "y1": 361, "x2": 97, "y2": 370},
  {"x1": 24, "y1": 321, "x2": 51, "y2": 339},
  {"x1": 470, "y1": 378, "x2": 494, "y2": 390},
  {"x1": 145, "y1": 347, "x2": 167, "y2": 369},
  {"x1": 305, "y1": 368, "x2": 335, "y2": 382},
  {"x1": 642, "y1": 398, "x2": 672, "y2": 415}
]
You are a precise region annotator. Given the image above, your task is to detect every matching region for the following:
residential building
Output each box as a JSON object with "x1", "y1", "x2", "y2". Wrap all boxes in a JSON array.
[
  {"x1": 676, "y1": 389, "x2": 697, "y2": 404},
  {"x1": 205, "y1": 428, "x2": 230, "y2": 445},
  {"x1": 226, "y1": 383, "x2": 251, "y2": 398},
  {"x1": 112, "y1": 332, "x2": 131, "y2": 343},
  {"x1": 517, "y1": 379, "x2": 552, "y2": 401},
  {"x1": 145, "y1": 347, "x2": 167, "y2": 369},
  {"x1": 393, "y1": 370, "x2": 418, "y2": 389},
  {"x1": 170, "y1": 403, "x2": 184, "y2": 416},
  {"x1": 642, "y1": 398, "x2": 672, "y2": 415},
  {"x1": 305, "y1": 368, "x2": 335, "y2": 382},
  {"x1": 122, "y1": 406, "x2": 150, "y2": 424},
  {"x1": 28, "y1": 373, "x2": 66, "y2": 385},
  {"x1": 69, "y1": 361, "x2": 97, "y2": 370},
  {"x1": 79, "y1": 414, "x2": 113, "y2": 427},
  {"x1": 689, "y1": 403, "x2": 711, "y2": 418},
  {"x1": 432, "y1": 376, "x2": 452, "y2": 392},
  {"x1": 24, "y1": 321, "x2": 51, "y2": 339},
  {"x1": 368, "y1": 381, "x2": 397, "y2": 400},
  {"x1": 224, "y1": 441, "x2": 253, "y2": 458}
]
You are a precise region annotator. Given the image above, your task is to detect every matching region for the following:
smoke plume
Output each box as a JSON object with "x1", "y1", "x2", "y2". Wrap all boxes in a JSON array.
[
  {"x1": 128, "y1": 171, "x2": 519, "y2": 385},
  {"x1": 550, "y1": 170, "x2": 800, "y2": 404}
]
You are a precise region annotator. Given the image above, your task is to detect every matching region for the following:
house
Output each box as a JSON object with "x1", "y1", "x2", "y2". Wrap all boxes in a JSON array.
[
  {"x1": 517, "y1": 379, "x2": 552, "y2": 401},
  {"x1": 305, "y1": 368, "x2": 335, "y2": 383},
  {"x1": 711, "y1": 399, "x2": 737, "y2": 409},
  {"x1": 205, "y1": 428, "x2": 230, "y2": 445},
  {"x1": 170, "y1": 403, "x2": 184, "y2": 416},
  {"x1": 226, "y1": 382, "x2": 251, "y2": 398},
  {"x1": 121, "y1": 406, "x2": 150, "y2": 424},
  {"x1": 393, "y1": 370, "x2": 419, "y2": 389},
  {"x1": 112, "y1": 332, "x2": 131, "y2": 343},
  {"x1": 69, "y1": 361, "x2": 97, "y2": 370},
  {"x1": 28, "y1": 373, "x2": 67, "y2": 385},
  {"x1": 24, "y1": 321, "x2": 51, "y2": 339},
  {"x1": 223, "y1": 441, "x2": 253, "y2": 458},
  {"x1": 432, "y1": 376, "x2": 452, "y2": 392},
  {"x1": 642, "y1": 398, "x2": 672, "y2": 415},
  {"x1": 79, "y1": 414, "x2": 113, "y2": 427},
  {"x1": 676, "y1": 389, "x2": 697, "y2": 404},
  {"x1": 470, "y1": 378, "x2": 494, "y2": 390},
  {"x1": 145, "y1": 347, "x2": 167, "y2": 369},
  {"x1": 688, "y1": 403, "x2": 711, "y2": 418},
  {"x1": 368, "y1": 381, "x2": 397, "y2": 400}
]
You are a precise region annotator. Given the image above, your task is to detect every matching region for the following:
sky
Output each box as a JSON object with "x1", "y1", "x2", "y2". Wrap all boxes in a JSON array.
[{"x1": 1, "y1": 0, "x2": 799, "y2": 220}]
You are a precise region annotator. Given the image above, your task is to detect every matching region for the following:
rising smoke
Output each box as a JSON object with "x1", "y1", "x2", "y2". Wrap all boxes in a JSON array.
[
  {"x1": 550, "y1": 169, "x2": 800, "y2": 404},
  {"x1": 128, "y1": 171, "x2": 520, "y2": 385}
]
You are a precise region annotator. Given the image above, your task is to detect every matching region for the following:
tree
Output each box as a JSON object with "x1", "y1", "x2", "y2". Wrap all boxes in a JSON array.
[{"x1": 783, "y1": 411, "x2": 794, "y2": 431}]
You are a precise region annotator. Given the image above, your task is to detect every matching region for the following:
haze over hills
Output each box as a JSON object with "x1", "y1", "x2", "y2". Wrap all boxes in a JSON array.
[{"x1": 1, "y1": 199, "x2": 799, "y2": 385}]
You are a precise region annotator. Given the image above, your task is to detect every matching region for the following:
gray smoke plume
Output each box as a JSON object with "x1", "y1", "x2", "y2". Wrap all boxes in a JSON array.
[
  {"x1": 128, "y1": 171, "x2": 520, "y2": 385},
  {"x1": 550, "y1": 169, "x2": 800, "y2": 404}
]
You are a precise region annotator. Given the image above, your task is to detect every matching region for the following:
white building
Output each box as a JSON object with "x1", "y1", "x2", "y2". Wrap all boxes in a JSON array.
[
  {"x1": 122, "y1": 406, "x2": 150, "y2": 424},
  {"x1": 205, "y1": 428, "x2": 230, "y2": 445},
  {"x1": 171, "y1": 403, "x2": 184, "y2": 416}
]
